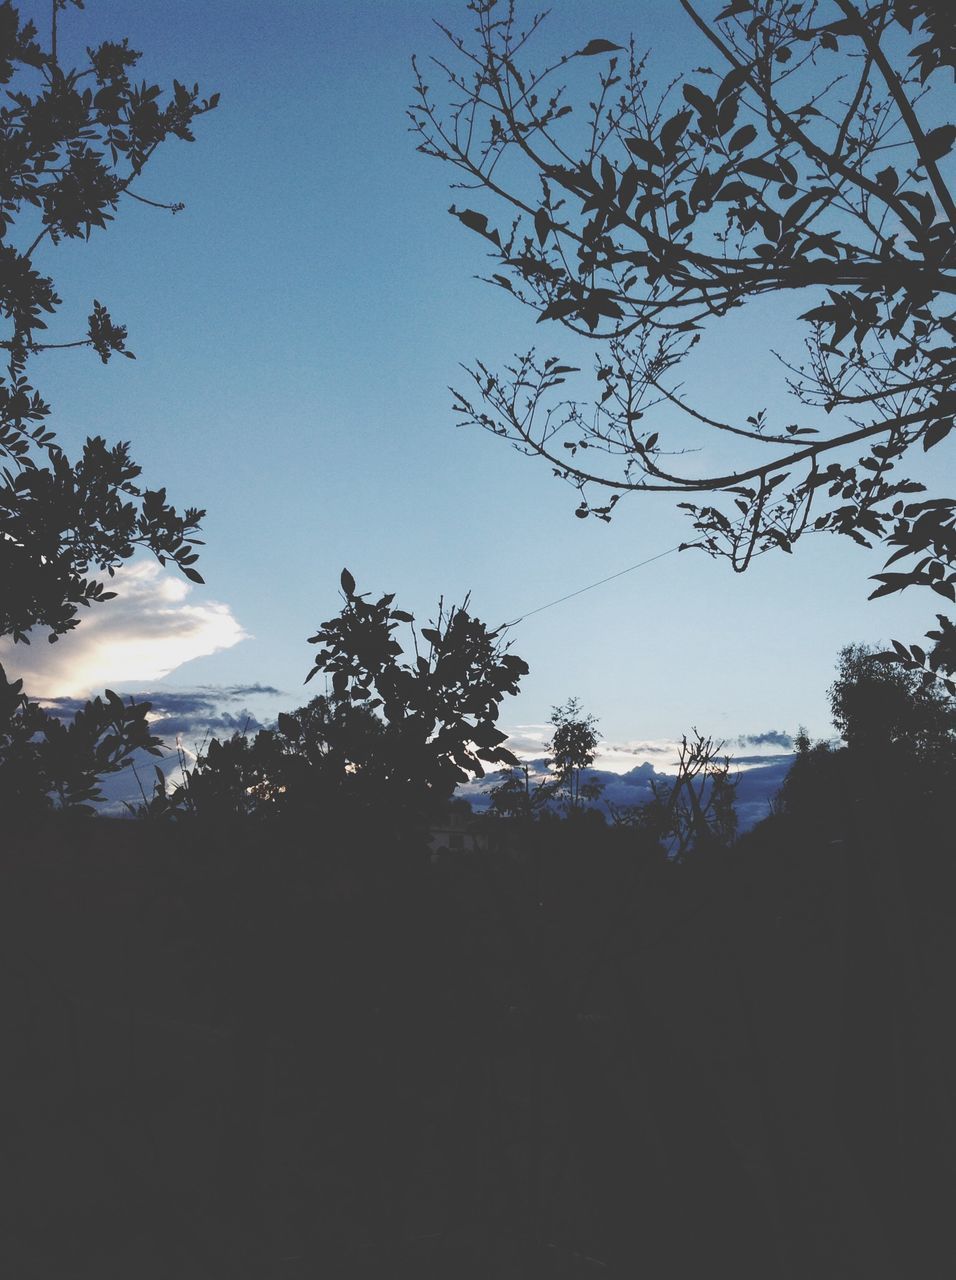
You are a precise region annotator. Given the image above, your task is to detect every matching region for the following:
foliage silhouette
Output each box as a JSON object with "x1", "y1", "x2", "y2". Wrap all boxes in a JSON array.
[
  {"x1": 780, "y1": 639, "x2": 956, "y2": 827},
  {"x1": 412, "y1": 0, "x2": 956, "y2": 675},
  {"x1": 8, "y1": 638, "x2": 956, "y2": 1276},
  {"x1": 0, "y1": 661, "x2": 159, "y2": 818},
  {"x1": 156, "y1": 571, "x2": 530, "y2": 824},
  {"x1": 611, "y1": 727, "x2": 738, "y2": 856},
  {"x1": 489, "y1": 694, "x2": 604, "y2": 818},
  {"x1": 830, "y1": 639, "x2": 956, "y2": 757},
  {"x1": 0, "y1": 1, "x2": 216, "y2": 813},
  {"x1": 546, "y1": 695, "x2": 602, "y2": 811}
]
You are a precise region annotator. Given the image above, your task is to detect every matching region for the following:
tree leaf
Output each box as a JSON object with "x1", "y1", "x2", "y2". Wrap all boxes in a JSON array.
[
  {"x1": 682, "y1": 82, "x2": 716, "y2": 126},
  {"x1": 923, "y1": 125, "x2": 956, "y2": 163},
  {"x1": 728, "y1": 123, "x2": 757, "y2": 151},
  {"x1": 922, "y1": 419, "x2": 953, "y2": 451},
  {"x1": 626, "y1": 136, "x2": 664, "y2": 167},
  {"x1": 576, "y1": 39, "x2": 624, "y2": 57},
  {"x1": 341, "y1": 567, "x2": 356, "y2": 595},
  {"x1": 660, "y1": 109, "x2": 692, "y2": 157},
  {"x1": 449, "y1": 206, "x2": 501, "y2": 246}
]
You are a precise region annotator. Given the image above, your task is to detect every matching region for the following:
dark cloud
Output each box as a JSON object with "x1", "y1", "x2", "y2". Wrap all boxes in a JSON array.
[
  {"x1": 150, "y1": 708, "x2": 264, "y2": 740},
  {"x1": 736, "y1": 729, "x2": 793, "y2": 750},
  {"x1": 733, "y1": 752, "x2": 795, "y2": 766},
  {"x1": 195, "y1": 683, "x2": 282, "y2": 700},
  {"x1": 41, "y1": 684, "x2": 280, "y2": 748}
]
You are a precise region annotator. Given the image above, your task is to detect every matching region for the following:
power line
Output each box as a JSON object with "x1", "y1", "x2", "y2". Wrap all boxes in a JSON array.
[{"x1": 502, "y1": 542, "x2": 686, "y2": 628}]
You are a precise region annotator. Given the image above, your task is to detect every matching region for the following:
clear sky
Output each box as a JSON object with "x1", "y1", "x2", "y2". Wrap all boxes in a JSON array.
[{"x1": 6, "y1": 0, "x2": 954, "y2": 772}]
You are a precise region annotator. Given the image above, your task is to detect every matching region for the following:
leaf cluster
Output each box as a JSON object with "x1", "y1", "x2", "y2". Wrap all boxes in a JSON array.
[
  {"x1": 158, "y1": 572, "x2": 530, "y2": 823},
  {"x1": 0, "y1": 661, "x2": 161, "y2": 816}
]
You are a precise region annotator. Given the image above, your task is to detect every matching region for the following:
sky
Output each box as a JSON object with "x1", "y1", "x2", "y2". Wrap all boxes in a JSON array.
[{"x1": 3, "y1": 0, "x2": 954, "y2": 795}]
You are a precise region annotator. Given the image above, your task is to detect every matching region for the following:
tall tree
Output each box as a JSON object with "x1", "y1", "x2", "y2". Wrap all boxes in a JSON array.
[
  {"x1": 412, "y1": 0, "x2": 955, "y2": 679},
  {"x1": 546, "y1": 695, "x2": 601, "y2": 811},
  {"x1": 0, "y1": 1, "x2": 217, "y2": 813}
]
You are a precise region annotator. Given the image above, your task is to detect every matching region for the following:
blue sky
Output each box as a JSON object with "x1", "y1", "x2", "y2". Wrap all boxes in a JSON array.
[{"x1": 5, "y1": 0, "x2": 954, "y2": 775}]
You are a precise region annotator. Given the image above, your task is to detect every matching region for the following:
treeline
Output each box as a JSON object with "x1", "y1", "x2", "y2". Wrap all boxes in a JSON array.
[{"x1": 3, "y1": 643, "x2": 955, "y2": 1278}]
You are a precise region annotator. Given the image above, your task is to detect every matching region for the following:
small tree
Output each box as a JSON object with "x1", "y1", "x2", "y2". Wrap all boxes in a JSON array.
[
  {"x1": 620, "y1": 729, "x2": 738, "y2": 857},
  {"x1": 546, "y1": 695, "x2": 602, "y2": 812},
  {"x1": 412, "y1": 0, "x2": 956, "y2": 676},
  {"x1": 488, "y1": 760, "x2": 558, "y2": 818}
]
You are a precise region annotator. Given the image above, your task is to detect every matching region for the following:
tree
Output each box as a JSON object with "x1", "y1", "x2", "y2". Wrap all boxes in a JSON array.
[
  {"x1": 546, "y1": 695, "x2": 601, "y2": 811},
  {"x1": 488, "y1": 759, "x2": 555, "y2": 818},
  {"x1": 0, "y1": 2, "x2": 217, "y2": 812},
  {"x1": 779, "y1": 641, "x2": 956, "y2": 825},
  {"x1": 153, "y1": 571, "x2": 530, "y2": 823},
  {"x1": 614, "y1": 728, "x2": 737, "y2": 857},
  {"x1": 0, "y1": 662, "x2": 161, "y2": 818},
  {"x1": 488, "y1": 694, "x2": 602, "y2": 817},
  {"x1": 829, "y1": 640, "x2": 956, "y2": 758},
  {"x1": 412, "y1": 0, "x2": 955, "y2": 675}
]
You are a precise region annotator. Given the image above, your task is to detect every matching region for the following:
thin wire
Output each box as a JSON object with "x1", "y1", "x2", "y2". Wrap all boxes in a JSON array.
[{"x1": 502, "y1": 541, "x2": 688, "y2": 628}]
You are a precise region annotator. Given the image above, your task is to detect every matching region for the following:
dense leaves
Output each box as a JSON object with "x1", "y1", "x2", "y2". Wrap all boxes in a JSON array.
[
  {"x1": 0, "y1": 661, "x2": 161, "y2": 817},
  {"x1": 780, "y1": 638, "x2": 956, "y2": 824},
  {"x1": 829, "y1": 641, "x2": 956, "y2": 758},
  {"x1": 151, "y1": 573, "x2": 530, "y2": 822}
]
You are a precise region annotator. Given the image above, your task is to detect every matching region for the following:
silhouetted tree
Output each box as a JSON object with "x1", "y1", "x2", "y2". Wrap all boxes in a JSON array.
[
  {"x1": 0, "y1": 2, "x2": 217, "y2": 814},
  {"x1": 488, "y1": 759, "x2": 557, "y2": 818},
  {"x1": 0, "y1": 663, "x2": 161, "y2": 818},
  {"x1": 829, "y1": 640, "x2": 956, "y2": 760},
  {"x1": 546, "y1": 695, "x2": 602, "y2": 812},
  {"x1": 412, "y1": 0, "x2": 955, "y2": 675},
  {"x1": 780, "y1": 640, "x2": 956, "y2": 826},
  {"x1": 487, "y1": 695, "x2": 604, "y2": 817},
  {"x1": 776, "y1": 723, "x2": 843, "y2": 821},
  {"x1": 162, "y1": 571, "x2": 529, "y2": 823},
  {"x1": 630, "y1": 729, "x2": 738, "y2": 856}
]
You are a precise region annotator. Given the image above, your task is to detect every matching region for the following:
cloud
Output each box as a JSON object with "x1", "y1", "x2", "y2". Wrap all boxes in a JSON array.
[
  {"x1": 0, "y1": 560, "x2": 248, "y2": 698},
  {"x1": 501, "y1": 725, "x2": 552, "y2": 755},
  {"x1": 736, "y1": 729, "x2": 793, "y2": 750},
  {"x1": 40, "y1": 683, "x2": 284, "y2": 746},
  {"x1": 460, "y1": 748, "x2": 797, "y2": 834}
]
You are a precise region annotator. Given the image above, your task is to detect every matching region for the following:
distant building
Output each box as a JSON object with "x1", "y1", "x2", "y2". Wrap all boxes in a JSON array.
[{"x1": 427, "y1": 801, "x2": 491, "y2": 857}]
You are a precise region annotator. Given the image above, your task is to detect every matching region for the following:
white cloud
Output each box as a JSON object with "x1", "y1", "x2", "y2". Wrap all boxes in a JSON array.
[
  {"x1": 0, "y1": 560, "x2": 248, "y2": 698},
  {"x1": 501, "y1": 727, "x2": 699, "y2": 775},
  {"x1": 499, "y1": 729, "x2": 793, "y2": 778}
]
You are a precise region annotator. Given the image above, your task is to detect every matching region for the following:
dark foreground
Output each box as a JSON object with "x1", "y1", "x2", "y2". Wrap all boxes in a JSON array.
[{"x1": 1, "y1": 807, "x2": 954, "y2": 1279}]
